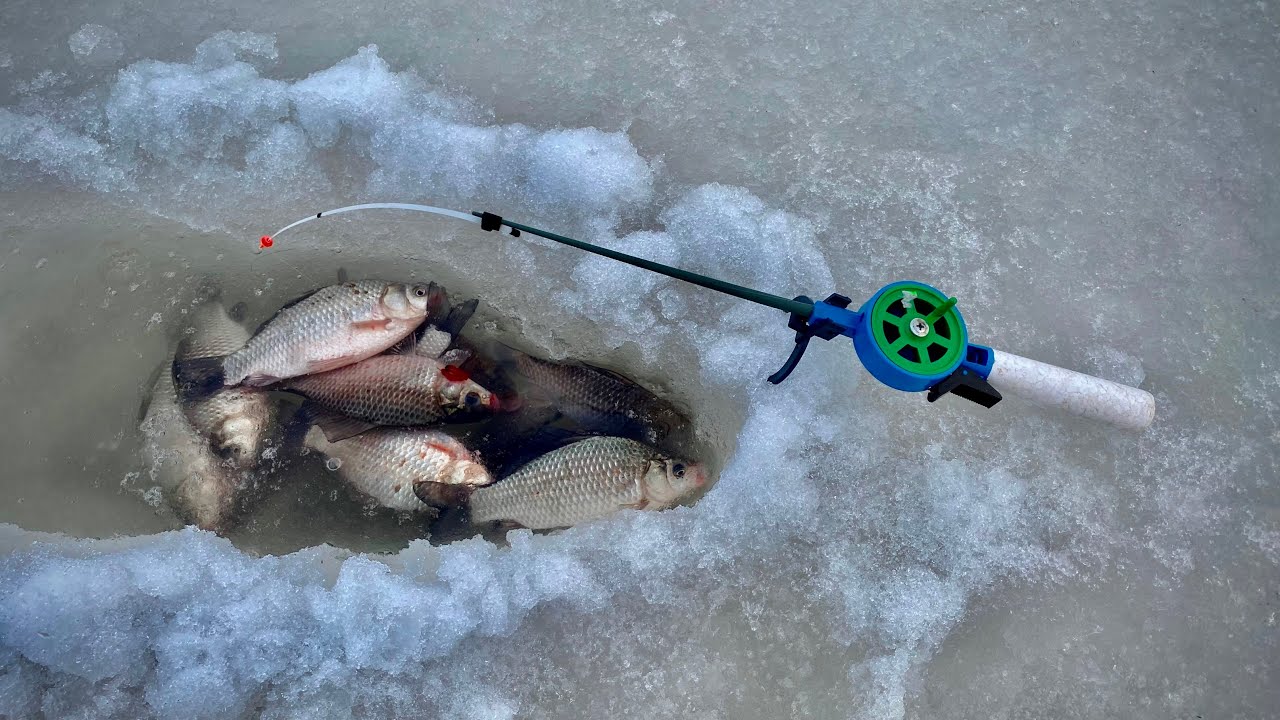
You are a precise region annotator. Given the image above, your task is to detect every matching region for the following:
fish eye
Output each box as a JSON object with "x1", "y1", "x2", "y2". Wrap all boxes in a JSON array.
[
  {"x1": 464, "y1": 392, "x2": 481, "y2": 407},
  {"x1": 413, "y1": 286, "x2": 428, "y2": 297},
  {"x1": 671, "y1": 463, "x2": 686, "y2": 478}
]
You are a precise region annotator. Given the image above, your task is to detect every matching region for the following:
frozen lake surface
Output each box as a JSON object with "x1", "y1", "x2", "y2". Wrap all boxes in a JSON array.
[{"x1": 1, "y1": 1, "x2": 1277, "y2": 717}]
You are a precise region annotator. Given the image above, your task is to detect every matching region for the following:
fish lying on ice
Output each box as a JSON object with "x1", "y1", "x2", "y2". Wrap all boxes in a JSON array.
[
  {"x1": 285, "y1": 356, "x2": 500, "y2": 441},
  {"x1": 138, "y1": 355, "x2": 249, "y2": 531},
  {"x1": 175, "y1": 280, "x2": 447, "y2": 392},
  {"x1": 176, "y1": 300, "x2": 275, "y2": 467},
  {"x1": 304, "y1": 425, "x2": 493, "y2": 511},
  {"x1": 468, "y1": 436, "x2": 705, "y2": 530},
  {"x1": 514, "y1": 353, "x2": 690, "y2": 445}
]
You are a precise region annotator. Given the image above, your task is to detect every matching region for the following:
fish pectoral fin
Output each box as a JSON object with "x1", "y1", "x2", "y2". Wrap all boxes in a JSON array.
[
  {"x1": 300, "y1": 403, "x2": 379, "y2": 442},
  {"x1": 242, "y1": 373, "x2": 283, "y2": 387},
  {"x1": 302, "y1": 356, "x2": 362, "y2": 375},
  {"x1": 622, "y1": 498, "x2": 651, "y2": 511},
  {"x1": 351, "y1": 318, "x2": 393, "y2": 331},
  {"x1": 413, "y1": 480, "x2": 472, "y2": 507}
]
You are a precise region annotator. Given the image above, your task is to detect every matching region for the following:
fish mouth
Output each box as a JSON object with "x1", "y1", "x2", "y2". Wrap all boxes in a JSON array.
[{"x1": 687, "y1": 464, "x2": 708, "y2": 488}]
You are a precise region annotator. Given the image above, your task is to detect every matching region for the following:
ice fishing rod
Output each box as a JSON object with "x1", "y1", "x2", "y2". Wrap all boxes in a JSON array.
[{"x1": 263, "y1": 203, "x2": 1156, "y2": 431}]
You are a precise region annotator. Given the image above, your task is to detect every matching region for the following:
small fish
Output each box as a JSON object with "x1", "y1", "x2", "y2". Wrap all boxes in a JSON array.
[
  {"x1": 139, "y1": 356, "x2": 248, "y2": 531},
  {"x1": 468, "y1": 436, "x2": 705, "y2": 529},
  {"x1": 284, "y1": 356, "x2": 500, "y2": 441},
  {"x1": 304, "y1": 426, "x2": 492, "y2": 512},
  {"x1": 175, "y1": 280, "x2": 446, "y2": 392},
  {"x1": 514, "y1": 353, "x2": 690, "y2": 444},
  {"x1": 176, "y1": 301, "x2": 275, "y2": 467}
]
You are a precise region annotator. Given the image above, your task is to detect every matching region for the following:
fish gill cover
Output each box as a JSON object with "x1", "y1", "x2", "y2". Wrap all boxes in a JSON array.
[{"x1": 0, "y1": 5, "x2": 1277, "y2": 720}]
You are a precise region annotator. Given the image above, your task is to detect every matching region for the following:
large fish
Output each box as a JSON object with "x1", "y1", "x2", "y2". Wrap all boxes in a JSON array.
[
  {"x1": 285, "y1": 356, "x2": 500, "y2": 441},
  {"x1": 514, "y1": 353, "x2": 691, "y2": 444},
  {"x1": 304, "y1": 426, "x2": 493, "y2": 511},
  {"x1": 138, "y1": 356, "x2": 248, "y2": 531},
  {"x1": 468, "y1": 436, "x2": 705, "y2": 529},
  {"x1": 175, "y1": 280, "x2": 446, "y2": 392},
  {"x1": 176, "y1": 301, "x2": 275, "y2": 467}
]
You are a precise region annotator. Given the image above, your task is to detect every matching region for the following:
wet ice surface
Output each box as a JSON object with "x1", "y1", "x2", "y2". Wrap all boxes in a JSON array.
[{"x1": 0, "y1": 2, "x2": 1278, "y2": 718}]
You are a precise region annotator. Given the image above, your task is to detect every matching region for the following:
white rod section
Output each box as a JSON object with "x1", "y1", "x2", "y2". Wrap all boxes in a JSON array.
[{"x1": 988, "y1": 350, "x2": 1156, "y2": 430}]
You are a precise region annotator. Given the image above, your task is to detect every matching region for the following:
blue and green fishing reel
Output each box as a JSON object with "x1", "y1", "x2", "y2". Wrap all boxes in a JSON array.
[{"x1": 767, "y1": 281, "x2": 999, "y2": 406}]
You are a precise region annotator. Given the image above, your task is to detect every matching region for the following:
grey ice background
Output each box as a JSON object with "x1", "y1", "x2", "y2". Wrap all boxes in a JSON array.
[{"x1": 0, "y1": 1, "x2": 1277, "y2": 718}]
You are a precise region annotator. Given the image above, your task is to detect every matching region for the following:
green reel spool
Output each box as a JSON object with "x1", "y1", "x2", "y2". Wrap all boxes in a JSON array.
[{"x1": 868, "y1": 283, "x2": 968, "y2": 377}]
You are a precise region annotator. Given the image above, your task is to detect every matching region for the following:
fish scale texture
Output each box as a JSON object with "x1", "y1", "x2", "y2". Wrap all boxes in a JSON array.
[
  {"x1": 223, "y1": 281, "x2": 416, "y2": 385},
  {"x1": 305, "y1": 427, "x2": 489, "y2": 512},
  {"x1": 286, "y1": 356, "x2": 454, "y2": 425},
  {"x1": 470, "y1": 437, "x2": 656, "y2": 529}
]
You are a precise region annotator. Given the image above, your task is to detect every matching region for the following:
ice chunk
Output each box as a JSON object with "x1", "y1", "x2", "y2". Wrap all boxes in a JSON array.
[
  {"x1": 0, "y1": 109, "x2": 127, "y2": 190},
  {"x1": 68, "y1": 24, "x2": 123, "y2": 67}
]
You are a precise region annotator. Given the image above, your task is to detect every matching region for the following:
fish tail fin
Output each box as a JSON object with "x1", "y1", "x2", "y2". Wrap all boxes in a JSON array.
[
  {"x1": 171, "y1": 351, "x2": 226, "y2": 401},
  {"x1": 279, "y1": 398, "x2": 316, "y2": 451},
  {"x1": 195, "y1": 276, "x2": 223, "y2": 303},
  {"x1": 228, "y1": 301, "x2": 249, "y2": 324},
  {"x1": 439, "y1": 298, "x2": 479, "y2": 338},
  {"x1": 296, "y1": 401, "x2": 378, "y2": 442}
]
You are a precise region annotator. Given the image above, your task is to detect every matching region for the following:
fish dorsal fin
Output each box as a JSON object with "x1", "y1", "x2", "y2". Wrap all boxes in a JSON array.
[
  {"x1": 581, "y1": 363, "x2": 641, "y2": 388},
  {"x1": 252, "y1": 287, "x2": 323, "y2": 336},
  {"x1": 496, "y1": 427, "x2": 595, "y2": 478}
]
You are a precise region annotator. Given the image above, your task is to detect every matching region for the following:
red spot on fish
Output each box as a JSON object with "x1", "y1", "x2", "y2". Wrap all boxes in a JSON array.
[
  {"x1": 418, "y1": 451, "x2": 427, "y2": 459},
  {"x1": 441, "y1": 365, "x2": 469, "y2": 382},
  {"x1": 426, "y1": 441, "x2": 458, "y2": 459},
  {"x1": 259, "y1": 236, "x2": 273, "y2": 249}
]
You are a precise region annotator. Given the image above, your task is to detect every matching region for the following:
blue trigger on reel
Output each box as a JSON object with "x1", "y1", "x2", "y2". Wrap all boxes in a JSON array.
[{"x1": 767, "y1": 294, "x2": 860, "y2": 384}]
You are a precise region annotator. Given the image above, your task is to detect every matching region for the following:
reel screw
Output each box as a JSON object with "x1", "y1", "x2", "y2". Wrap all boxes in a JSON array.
[{"x1": 910, "y1": 317, "x2": 930, "y2": 337}]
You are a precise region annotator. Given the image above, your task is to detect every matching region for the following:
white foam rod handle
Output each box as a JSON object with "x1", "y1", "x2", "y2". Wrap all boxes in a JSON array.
[{"x1": 988, "y1": 350, "x2": 1156, "y2": 430}]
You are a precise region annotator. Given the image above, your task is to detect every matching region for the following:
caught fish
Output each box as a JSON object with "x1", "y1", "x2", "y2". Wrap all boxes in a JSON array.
[
  {"x1": 514, "y1": 353, "x2": 690, "y2": 444},
  {"x1": 175, "y1": 280, "x2": 446, "y2": 392},
  {"x1": 468, "y1": 436, "x2": 705, "y2": 529},
  {"x1": 304, "y1": 426, "x2": 492, "y2": 511},
  {"x1": 138, "y1": 356, "x2": 249, "y2": 531},
  {"x1": 176, "y1": 301, "x2": 275, "y2": 467},
  {"x1": 284, "y1": 356, "x2": 500, "y2": 441}
]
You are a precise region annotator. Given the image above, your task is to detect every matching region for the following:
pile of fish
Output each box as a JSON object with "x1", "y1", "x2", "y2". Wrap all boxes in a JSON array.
[{"x1": 137, "y1": 277, "x2": 705, "y2": 536}]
